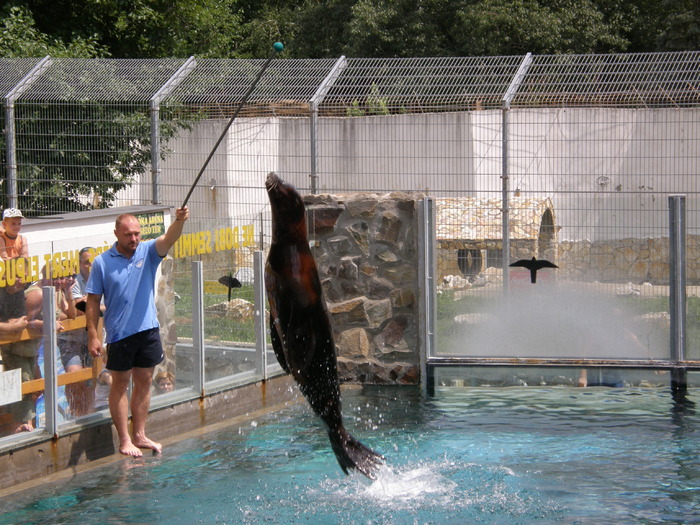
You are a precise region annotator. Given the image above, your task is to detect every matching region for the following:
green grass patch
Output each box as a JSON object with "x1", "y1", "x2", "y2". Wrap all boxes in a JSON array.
[{"x1": 173, "y1": 277, "x2": 258, "y2": 344}]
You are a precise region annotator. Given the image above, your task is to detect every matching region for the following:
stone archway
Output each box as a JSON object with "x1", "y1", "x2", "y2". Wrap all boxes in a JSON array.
[
  {"x1": 457, "y1": 248, "x2": 482, "y2": 276},
  {"x1": 538, "y1": 207, "x2": 557, "y2": 261}
]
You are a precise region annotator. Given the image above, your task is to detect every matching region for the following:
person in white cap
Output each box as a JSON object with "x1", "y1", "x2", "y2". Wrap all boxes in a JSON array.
[{"x1": 0, "y1": 208, "x2": 28, "y2": 260}]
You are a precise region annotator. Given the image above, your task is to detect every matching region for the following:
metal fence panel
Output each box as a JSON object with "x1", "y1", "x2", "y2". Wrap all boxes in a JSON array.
[
  {"x1": 5, "y1": 58, "x2": 187, "y2": 215},
  {"x1": 1, "y1": 51, "x2": 699, "y2": 369},
  {"x1": 433, "y1": 52, "x2": 700, "y2": 367},
  {"x1": 155, "y1": 58, "x2": 338, "y2": 227},
  {"x1": 310, "y1": 56, "x2": 525, "y2": 194}
]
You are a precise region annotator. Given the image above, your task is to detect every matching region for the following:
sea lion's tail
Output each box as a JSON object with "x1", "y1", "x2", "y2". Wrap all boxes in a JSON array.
[{"x1": 329, "y1": 427, "x2": 384, "y2": 480}]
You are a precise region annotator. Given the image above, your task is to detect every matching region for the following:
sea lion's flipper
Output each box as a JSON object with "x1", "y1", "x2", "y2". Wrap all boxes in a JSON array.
[
  {"x1": 329, "y1": 427, "x2": 384, "y2": 480},
  {"x1": 269, "y1": 314, "x2": 291, "y2": 374},
  {"x1": 266, "y1": 269, "x2": 292, "y2": 374}
]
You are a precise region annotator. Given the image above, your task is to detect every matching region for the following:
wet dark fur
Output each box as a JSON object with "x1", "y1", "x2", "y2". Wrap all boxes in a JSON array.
[{"x1": 264, "y1": 172, "x2": 383, "y2": 479}]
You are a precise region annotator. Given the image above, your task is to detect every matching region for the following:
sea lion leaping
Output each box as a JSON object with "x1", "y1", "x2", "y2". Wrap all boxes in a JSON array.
[
  {"x1": 509, "y1": 256, "x2": 558, "y2": 283},
  {"x1": 264, "y1": 172, "x2": 384, "y2": 479}
]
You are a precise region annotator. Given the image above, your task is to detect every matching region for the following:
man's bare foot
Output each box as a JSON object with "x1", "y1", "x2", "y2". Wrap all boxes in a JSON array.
[
  {"x1": 133, "y1": 436, "x2": 162, "y2": 454},
  {"x1": 119, "y1": 441, "x2": 144, "y2": 457}
]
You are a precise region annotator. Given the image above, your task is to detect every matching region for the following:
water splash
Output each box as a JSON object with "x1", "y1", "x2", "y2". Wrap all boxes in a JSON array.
[
  {"x1": 364, "y1": 462, "x2": 460, "y2": 503},
  {"x1": 307, "y1": 458, "x2": 559, "y2": 522}
]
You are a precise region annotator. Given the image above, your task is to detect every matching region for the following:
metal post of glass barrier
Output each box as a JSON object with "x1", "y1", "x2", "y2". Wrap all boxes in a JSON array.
[
  {"x1": 669, "y1": 194, "x2": 687, "y2": 402},
  {"x1": 42, "y1": 286, "x2": 58, "y2": 438},
  {"x1": 191, "y1": 261, "x2": 205, "y2": 396},
  {"x1": 418, "y1": 197, "x2": 437, "y2": 397},
  {"x1": 254, "y1": 251, "x2": 268, "y2": 379}
]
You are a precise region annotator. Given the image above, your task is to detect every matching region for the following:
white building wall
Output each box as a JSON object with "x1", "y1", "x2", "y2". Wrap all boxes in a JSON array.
[{"x1": 132, "y1": 108, "x2": 699, "y2": 243}]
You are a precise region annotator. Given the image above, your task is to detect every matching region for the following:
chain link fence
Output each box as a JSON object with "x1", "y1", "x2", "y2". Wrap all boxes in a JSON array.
[{"x1": 2, "y1": 51, "x2": 700, "y2": 369}]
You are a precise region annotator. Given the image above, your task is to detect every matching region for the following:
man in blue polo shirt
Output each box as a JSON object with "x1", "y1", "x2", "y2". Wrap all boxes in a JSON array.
[{"x1": 86, "y1": 207, "x2": 188, "y2": 457}]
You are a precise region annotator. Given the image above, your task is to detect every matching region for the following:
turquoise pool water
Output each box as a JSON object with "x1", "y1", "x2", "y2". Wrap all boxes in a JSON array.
[{"x1": 1, "y1": 385, "x2": 699, "y2": 524}]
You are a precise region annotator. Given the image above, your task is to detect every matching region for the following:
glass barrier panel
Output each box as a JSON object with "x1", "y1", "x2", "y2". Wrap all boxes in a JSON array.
[
  {"x1": 172, "y1": 256, "x2": 196, "y2": 391},
  {"x1": 0, "y1": 240, "x2": 55, "y2": 437},
  {"x1": 431, "y1": 365, "x2": 675, "y2": 389},
  {"x1": 0, "y1": 322, "x2": 44, "y2": 437},
  {"x1": 170, "y1": 217, "x2": 260, "y2": 386},
  {"x1": 201, "y1": 247, "x2": 258, "y2": 383},
  {"x1": 434, "y1": 193, "x2": 673, "y2": 363},
  {"x1": 50, "y1": 238, "x2": 107, "y2": 423}
]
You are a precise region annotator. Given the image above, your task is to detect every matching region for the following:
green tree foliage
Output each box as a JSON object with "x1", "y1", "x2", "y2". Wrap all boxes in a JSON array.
[
  {"x1": 0, "y1": 7, "x2": 194, "y2": 213},
  {"x1": 0, "y1": 6, "x2": 106, "y2": 57},
  {"x1": 234, "y1": 2, "x2": 300, "y2": 58},
  {"x1": 1, "y1": 0, "x2": 697, "y2": 59},
  {"x1": 273, "y1": 0, "x2": 699, "y2": 58},
  {"x1": 339, "y1": 0, "x2": 636, "y2": 56},
  {"x1": 448, "y1": 0, "x2": 630, "y2": 55},
  {"x1": 347, "y1": 0, "x2": 433, "y2": 57},
  {"x1": 13, "y1": 101, "x2": 190, "y2": 213},
  {"x1": 657, "y1": 0, "x2": 700, "y2": 51},
  {"x1": 10, "y1": 0, "x2": 243, "y2": 58},
  {"x1": 288, "y1": 0, "x2": 355, "y2": 58}
]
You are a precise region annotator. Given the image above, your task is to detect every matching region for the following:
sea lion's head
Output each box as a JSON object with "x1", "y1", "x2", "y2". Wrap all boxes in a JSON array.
[{"x1": 266, "y1": 172, "x2": 307, "y2": 241}]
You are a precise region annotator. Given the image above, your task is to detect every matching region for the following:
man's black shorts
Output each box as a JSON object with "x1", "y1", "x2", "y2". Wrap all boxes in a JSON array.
[{"x1": 106, "y1": 328, "x2": 164, "y2": 371}]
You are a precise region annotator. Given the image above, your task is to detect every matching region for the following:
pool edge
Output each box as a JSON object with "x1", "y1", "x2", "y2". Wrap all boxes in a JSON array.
[{"x1": 0, "y1": 374, "x2": 300, "y2": 494}]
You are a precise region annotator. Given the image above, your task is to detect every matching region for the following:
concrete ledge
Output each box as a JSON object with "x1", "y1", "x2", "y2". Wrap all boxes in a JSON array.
[{"x1": 0, "y1": 374, "x2": 299, "y2": 492}]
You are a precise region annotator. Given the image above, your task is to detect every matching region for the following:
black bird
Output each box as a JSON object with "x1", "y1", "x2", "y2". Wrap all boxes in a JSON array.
[
  {"x1": 218, "y1": 273, "x2": 242, "y2": 301},
  {"x1": 509, "y1": 257, "x2": 558, "y2": 283}
]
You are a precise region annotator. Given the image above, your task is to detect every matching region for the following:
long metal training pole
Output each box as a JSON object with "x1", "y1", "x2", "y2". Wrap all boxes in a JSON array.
[{"x1": 181, "y1": 42, "x2": 284, "y2": 208}]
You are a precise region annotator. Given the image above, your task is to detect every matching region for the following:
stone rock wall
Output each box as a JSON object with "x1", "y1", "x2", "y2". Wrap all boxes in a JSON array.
[
  {"x1": 439, "y1": 235, "x2": 700, "y2": 286},
  {"x1": 303, "y1": 192, "x2": 424, "y2": 385},
  {"x1": 558, "y1": 234, "x2": 700, "y2": 283}
]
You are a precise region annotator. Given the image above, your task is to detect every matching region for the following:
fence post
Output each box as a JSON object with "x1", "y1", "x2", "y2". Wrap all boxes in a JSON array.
[
  {"x1": 191, "y1": 261, "x2": 205, "y2": 396},
  {"x1": 418, "y1": 197, "x2": 436, "y2": 396},
  {"x1": 42, "y1": 286, "x2": 59, "y2": 438},
  {"x1": 501, "y1": 53, "x2": 532, "y2": 295},
  {"x1": 309, "y1": 56, "x2": 347, "y2": 193},
  {"x1": 150, "y1": 57, "x2": 197, "y2": 205},
  {"x1": 4, "y1": 56, "x2": 52, "y2": 209},
  {"x1": 253, "y1": 251, "x2": 268, "y2": 379},
  {"x1": 669, "y1": 194, "x2": 687, "y2": 401}
]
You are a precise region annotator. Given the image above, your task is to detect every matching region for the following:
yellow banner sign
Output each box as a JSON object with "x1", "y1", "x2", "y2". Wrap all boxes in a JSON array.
[{"x1": 173, "y1": 224, "x2": 255, "y2": 258}]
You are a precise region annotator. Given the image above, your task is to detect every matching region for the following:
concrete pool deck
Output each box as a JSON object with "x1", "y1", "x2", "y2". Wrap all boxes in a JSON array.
[{"x1": 0, "y1": 374, "x2": 300, "y2": 494}]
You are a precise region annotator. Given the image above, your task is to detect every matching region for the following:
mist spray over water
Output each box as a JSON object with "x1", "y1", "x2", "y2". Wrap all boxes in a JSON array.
[{"x1": 452, "y1": 283, "x2": 660, "y2": 360}]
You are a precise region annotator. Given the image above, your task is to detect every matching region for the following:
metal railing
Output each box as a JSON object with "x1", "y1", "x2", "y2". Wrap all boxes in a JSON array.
[
  {"x1": 1, "y1": 50, "x2": 699, "y2": 428},
  {"x1": 0, "y1": 254, "x2": 281, "y2": 450}
]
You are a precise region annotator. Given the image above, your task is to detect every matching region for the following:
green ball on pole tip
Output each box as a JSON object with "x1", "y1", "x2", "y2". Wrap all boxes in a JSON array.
[{"x1": 273, "y1": 42, "x2": 284, "y2": 53}]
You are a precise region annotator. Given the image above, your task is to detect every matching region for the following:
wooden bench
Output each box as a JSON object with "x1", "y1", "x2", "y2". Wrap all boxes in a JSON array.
[{"x1": 0, "y1": 317, "x2": 104, "y2": 395}]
